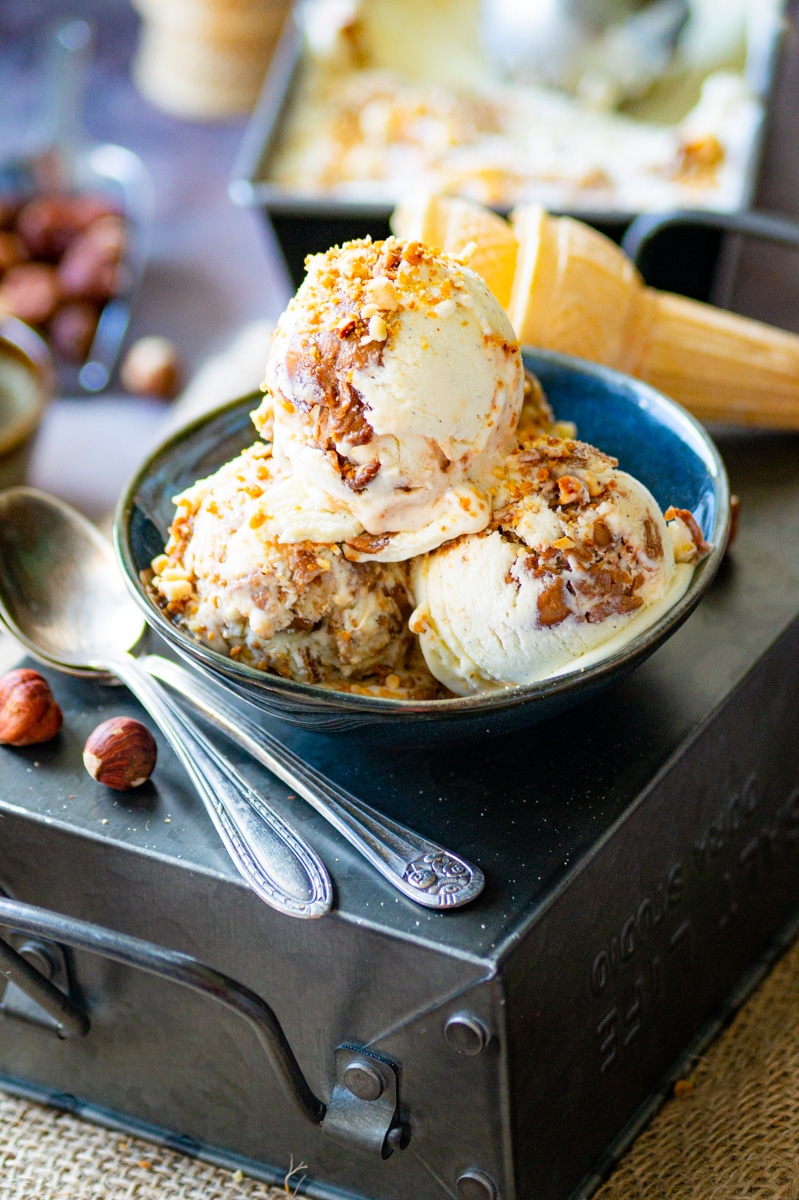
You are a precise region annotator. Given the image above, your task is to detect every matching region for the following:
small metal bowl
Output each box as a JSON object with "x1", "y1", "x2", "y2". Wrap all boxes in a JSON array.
[
  {"x1": 0, "y1": 317, "x2": 53, "y2": 490},
  {"x1": 115, "y1": 349, "x2": 729, "y2": 744}
]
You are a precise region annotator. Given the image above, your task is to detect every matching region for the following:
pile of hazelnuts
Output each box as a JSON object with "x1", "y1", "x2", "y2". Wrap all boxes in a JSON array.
[
  {"x1": 0, "y1": 667, "x2": 157, "y2": 792},
  {"x1": 0, "y1": 191, "x2": 128, "y2": 366},
  {"x1": 0, "y1": 189, "x2": 183, "y2": 397}
]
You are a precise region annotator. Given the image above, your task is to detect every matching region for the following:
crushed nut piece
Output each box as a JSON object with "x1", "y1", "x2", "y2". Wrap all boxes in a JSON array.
[
  {"x1": 367, "y1": 314, "x2": 388, "y2": 341},
  {"x1": 434, "y1": 298, "x2": 456, "y2": 318},
  {"x1": 557, "y1": 475, "x2": 587, "y2": 505},
  {"x1": 335, "y1": 314, "x2": 357, "y2": 338},
  {"x1": 364, "y1": 276, "x2": 398, "y2": 309}
]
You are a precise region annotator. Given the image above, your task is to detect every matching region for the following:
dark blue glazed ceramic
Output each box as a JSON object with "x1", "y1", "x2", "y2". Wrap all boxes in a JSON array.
[{"x1": 114, "y1": 349, "x2": 729, "y2": 743}]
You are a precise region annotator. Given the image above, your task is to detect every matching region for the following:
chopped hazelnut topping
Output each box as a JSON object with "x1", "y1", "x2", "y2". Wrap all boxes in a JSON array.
[
  {"x1": 580, "y1": 469, "x2": 605, "y2": 497},
  {"x1": 335, "y1": 314, "x2": 358, "y2": 338},
  {"x1": 557, "y1": 475, "x2": 588, "y2": 505},
  {"x1": 672, "y1": 133, "x2": 725, "y2": 180},
  {"x1": 402, "y1": 241, "x2": 424, "y2": 265},
  {"x1": 367, "y1": 314, "x2": 388, "y2": 342},
  {"x1": 364, "y1": 276, "x2": 399, "y2": 310},
  {"x1": 156, "y1": 578, "x2": 193, "y2": 604},
  {"x1": 665, "y1": 506, "x2": 711, "y2": 562}
]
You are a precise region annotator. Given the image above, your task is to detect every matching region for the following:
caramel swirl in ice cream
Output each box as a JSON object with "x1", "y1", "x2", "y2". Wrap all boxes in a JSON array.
[
  {"x1": 254, "y1": 235, "x2": 524, "y2": 561},
  {"x1": 410, "y1": 435, "x2": 686, "y2": 693}
]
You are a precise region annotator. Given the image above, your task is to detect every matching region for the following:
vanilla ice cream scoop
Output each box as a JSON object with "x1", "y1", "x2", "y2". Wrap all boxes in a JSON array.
[
  {"x1": 149, "y1": 443, "x2": 421, "y2": 686},
  {"x1": 254, "y1": 236, "x2": 524, "y2": 562},
  {"x1": 410, "y1": 435, "x2": 695, "y2": 694}
]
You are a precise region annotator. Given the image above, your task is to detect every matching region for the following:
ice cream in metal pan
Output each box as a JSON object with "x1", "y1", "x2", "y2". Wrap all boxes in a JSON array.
[{"x1": 264, "y1": 0, "x2": 768, "y2": 214}]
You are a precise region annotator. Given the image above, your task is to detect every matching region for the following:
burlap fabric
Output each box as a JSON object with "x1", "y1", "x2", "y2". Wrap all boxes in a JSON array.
[{"x1": 4, "y1": 933, "x2": 799, "y2": 1198}]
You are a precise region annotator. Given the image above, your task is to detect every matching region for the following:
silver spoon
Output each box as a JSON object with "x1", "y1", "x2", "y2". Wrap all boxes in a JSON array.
[
  {"x1": 0, "y1": 487, "x2": 484, "y2": 909},
  {"x1": 0, "y1": 487, "x2": 331, "y2": 919},
  {"x1": 139, "y1": 655, "x2": 485, "y2": 909}
]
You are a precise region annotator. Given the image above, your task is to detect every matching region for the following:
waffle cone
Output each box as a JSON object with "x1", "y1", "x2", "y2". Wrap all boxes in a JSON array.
[
  {"x1": 509, "y1": 205, "x2": 642, "y2": 366},
  {"x1": 510, "y1": 205, "x2": 799, "y2": 428},
  {"x1": 391, "y1": 193, "x2": 517, "y2": 308},
  {"x1": 632, "y1": 291, "x2": 799, "y2": 428},
  {"x1": 389, "y1": 193, "x2": 799, "y2": 428}
]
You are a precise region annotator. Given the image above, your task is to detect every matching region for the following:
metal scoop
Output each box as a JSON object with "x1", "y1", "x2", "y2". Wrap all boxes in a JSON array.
[
  {"x1": 480, "y1": 0, "x2": 689, "y2": 103},
  {"x1": 0, "y1": 486, "x2": 332, "y2": 919},
  {"x1": 0, "y1": 20, "x2": 152, "y2": 393}
]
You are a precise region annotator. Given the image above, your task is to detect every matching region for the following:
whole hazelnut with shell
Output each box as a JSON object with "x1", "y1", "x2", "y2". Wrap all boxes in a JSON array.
[
  {"x1": 83, "y1": 716, "x2": 157, "y2": 790},
  {"x1": 120, "y1": 336, "x2": 183, "y2": 399},
  {"x1": 0, "y1": 668, "x2": 63, "y2": 746}
]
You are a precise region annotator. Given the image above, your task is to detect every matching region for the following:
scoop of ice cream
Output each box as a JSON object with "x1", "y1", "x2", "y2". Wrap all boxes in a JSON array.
[
  {"x1": 254, "y1": 235, "x2": 524, "y2": 562},
  {"x1": 410, "y1": 435, "x2": 689, "y2": 694},
  {"x1": 149, "y1": 443, "x2": 423, "y2": 686}
]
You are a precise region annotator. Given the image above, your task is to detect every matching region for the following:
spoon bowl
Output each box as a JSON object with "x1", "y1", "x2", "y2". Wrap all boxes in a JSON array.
[{"x1": 0, "y1": 486, "x2": 144, "y2": 675}]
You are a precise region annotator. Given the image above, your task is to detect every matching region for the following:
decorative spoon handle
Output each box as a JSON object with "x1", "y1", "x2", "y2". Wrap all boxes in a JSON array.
[
  {"x1": 141, "y1": 654, "x2": 485, "y2": 910},
  {"x1": 101, "y1": 653, "x2": 332, "y2": 918}
]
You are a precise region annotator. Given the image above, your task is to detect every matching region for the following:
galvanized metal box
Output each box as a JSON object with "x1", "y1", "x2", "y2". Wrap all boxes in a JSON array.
[{"x1": 1, "y1": 427, "x2": 799, "y2": 1200}]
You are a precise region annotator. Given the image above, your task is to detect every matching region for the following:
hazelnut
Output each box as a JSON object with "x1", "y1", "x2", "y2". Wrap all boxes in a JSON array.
[
  {"x1": 16, "y1": 192, "x2": 119, "y2": 260},
  {"x1": 0, "y1": 668, "x2": 63, "y2": 746},
  {"x1": 0, "y1": 196, "x2": 22, "y2": 231},
  {"x1": 58, "y1": 214, "x2": 128, "y2": 303},
  {"x1": 0, "y1": 262, "x2": 60, "y2": 325},
  {"x1": 120, "y1": 336, "x2": 183, "y2": 399},
  {"x1": 0, "y1": 230, "x2": 28, "y2": 273},
  {"x1": 83, "y1": 716, "x2": 157, "y2": 791},
  {"x1": 49, "y1": 300, "x2": 100, "y2": 363}
]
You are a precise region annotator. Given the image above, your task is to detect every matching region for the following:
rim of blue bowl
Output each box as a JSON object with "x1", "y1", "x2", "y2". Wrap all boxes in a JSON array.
[{"x1": 114, "y1": 348, "x2": 730, "y2": 719}]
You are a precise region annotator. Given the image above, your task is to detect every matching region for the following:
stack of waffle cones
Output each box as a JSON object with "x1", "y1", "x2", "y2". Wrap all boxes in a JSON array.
[
  {"x1": 392, "y1": 194, "x2": 799, "y2": 429},
  {"x1": 132, "y1": 0, "x2": 290, "y2": 120}
]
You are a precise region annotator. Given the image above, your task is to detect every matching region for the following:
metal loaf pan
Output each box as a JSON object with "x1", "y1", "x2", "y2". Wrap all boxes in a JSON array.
[{"x1": 230, "y1": 2, "x2": 787, "y2": 296}]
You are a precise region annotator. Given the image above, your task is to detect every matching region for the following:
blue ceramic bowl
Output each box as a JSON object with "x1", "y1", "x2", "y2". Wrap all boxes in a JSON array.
[{"x1": 115, "y1": 349, "x2": 729, "y2": 743}]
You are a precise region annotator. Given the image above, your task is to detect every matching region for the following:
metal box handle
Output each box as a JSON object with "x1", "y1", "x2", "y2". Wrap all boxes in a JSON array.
[{"x1": 0, "y1": 896, "x2": 407, "y2": 1157}]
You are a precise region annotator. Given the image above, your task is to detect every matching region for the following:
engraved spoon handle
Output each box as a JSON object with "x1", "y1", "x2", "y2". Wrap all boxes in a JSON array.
[
  {"x1": 100, "y1": 653, "x2": 332, "y2": 918},
  {"x1": 141, "y1": 654, "x2": 484, "y2": 910}
]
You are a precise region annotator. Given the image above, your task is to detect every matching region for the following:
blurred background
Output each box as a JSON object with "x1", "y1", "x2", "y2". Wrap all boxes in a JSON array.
[{"x1": 0, "y1": 0, "x2": 292, "y2": 518}]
